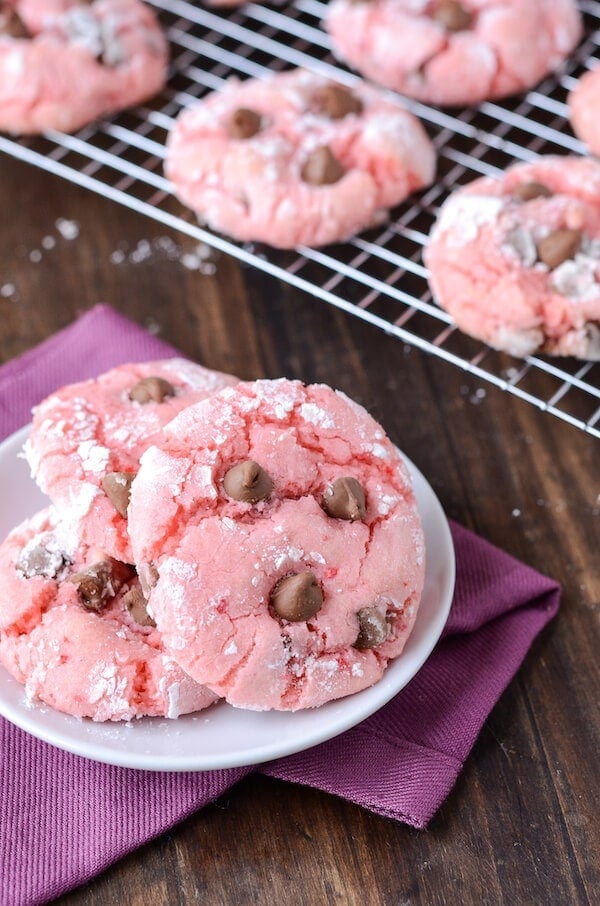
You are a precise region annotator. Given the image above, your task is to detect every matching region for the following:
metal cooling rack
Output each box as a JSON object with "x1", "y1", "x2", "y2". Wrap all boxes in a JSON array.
[{"x1": 1, "y1": 0, "x2": 599, "y2": 437}]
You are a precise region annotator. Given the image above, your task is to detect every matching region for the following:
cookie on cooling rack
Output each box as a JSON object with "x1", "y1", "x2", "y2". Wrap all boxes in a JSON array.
[
  {"x1": 325, "y1": 0, "x2": 581, "y2": 107},
  {"x1": 424, "y1": 155, "x2": 600, "y2": 360},
  {"x1": 128, "y1": 378, "x2": 425, "y2": 711},
  {"x1": 164, "y1": 68, "x2": 436, "y2": 248},
  {"x1": 569, "y1": 67, "x2": 600, "y2": 157},
  {"x1": 0, "y1": 507, "x2": 219, "y2": 721},
  {"x1": 25, "y1": 359, "x2": 239, "y2": 563},
  {"x1": 0, "y1": 0, "x2": 168, "y2": 134}
]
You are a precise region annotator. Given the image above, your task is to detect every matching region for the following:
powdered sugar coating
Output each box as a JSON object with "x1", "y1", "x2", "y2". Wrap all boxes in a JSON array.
[
  {"x1": 128, "y1": 379, "x2": 425, "y2": 711},
  {"x1": 326, "y1": 0, "x2": 581, "y2": 107},
  {"x1": 424, "y1": 156, "x2": 600, "y2": 359},
  {"x1": 25, "y1": 359, "x2": 239, "y2": 561},
  {"x1": 0, "y1": 508, "x2": 218, "y2": 721},
  {"x1": 0, "y1": 0, "x2": 167, "y2": 134},
  {"x1": 569, "y1": 67, "x2": 600, "y2": 156},
  {"x1": 165, "y1": 68, "x2": 435, "y2": 248}
]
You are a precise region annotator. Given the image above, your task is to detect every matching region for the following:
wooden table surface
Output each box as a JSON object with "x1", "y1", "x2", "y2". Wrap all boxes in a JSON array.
[{"x1": 0, "y1": 154, "x2": 598, "y2": 906}]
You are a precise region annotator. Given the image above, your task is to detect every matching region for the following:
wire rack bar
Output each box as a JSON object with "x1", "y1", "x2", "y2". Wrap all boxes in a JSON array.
[{"x1": 0, "y1": 0, "x2": 598, "y2": 438}]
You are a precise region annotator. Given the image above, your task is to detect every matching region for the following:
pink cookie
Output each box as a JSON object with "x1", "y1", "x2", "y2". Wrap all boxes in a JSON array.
[
  {"x1": 25, "y1": 358, "x2": 239, "y2": 562},
  {"x1": 326, "y1": 0, "x2": 581, "y2": 107},
  {"x1": 0, "y1": 0, "x2": 168, "y2": 134},
  {"x1": 569, "y1": 68, "x2": 600, "y2": 156},
  {"x1": 0, "y1": 508, "x2": 218, "y2": 721},
  {"x1": 424, "y1": 156, "x2": 600, "y2": 359},
  {"x1": 165, "y1": 68, "x2": 435, "y2": 248},
  {"x1": 128, "y1": 379, "x2": 425, "y2": 712}
]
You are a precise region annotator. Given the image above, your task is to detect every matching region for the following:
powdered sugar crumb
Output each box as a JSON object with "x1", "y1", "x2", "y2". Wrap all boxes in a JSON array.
[
  {"x1": 299, "y1": 403, "x2": 335, "y2": 429},
  {"x1": 76, "y1": 440, "x2": 110, "y2": 475},
  {"x1": 274, "y1": 546, "x2": 304, "y2": 569},
  {"x1": 55, "y1": 218, "x2": 80, "y2": 240}
]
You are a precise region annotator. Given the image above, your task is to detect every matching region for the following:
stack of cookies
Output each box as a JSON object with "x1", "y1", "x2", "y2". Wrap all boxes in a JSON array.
[{"x1": 0, "y1": 363, "x2": 425, "y2": 721}]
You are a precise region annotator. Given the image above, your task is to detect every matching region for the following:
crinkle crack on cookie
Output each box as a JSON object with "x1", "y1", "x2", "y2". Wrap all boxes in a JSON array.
[
  {"x1": 0, "y1": 508, "x2": 218, "y2": 721},
  {"x1": 128, "y1": 379, "x2": 425, "y2": 711},
  {"x1": 25, "y1": 358, "x2": 239, "y2": 562},
  {"x1": 0, "y1": 0, "x2": 168, "y2": 134},
  {"x1": 424, "y1": 155, "x2": 600, "y2": 360},
  {"x1": 165, "y1": 68, "x2": 436, "y2": 248},
  {"x1": 325, "y1": 0, "x2": 582, "y2": 107}
]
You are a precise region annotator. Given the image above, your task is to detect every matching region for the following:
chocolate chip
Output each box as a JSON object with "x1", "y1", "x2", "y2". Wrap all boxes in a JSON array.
[
  {"x1": 431, "y1": 0, "x2": 473, "y2": 31},
  {"x1": 513, "y1": 181, "x2": 553, "y2": 202},
  {"x1": 128, "y1": 376, "x2": 175, "y2": 404},
  {"x1": 536, "y1": 229, "x2": 582, "y2": 270},
  {"x1": 123, "y1": 587, "x2": 156, "y2": 627},
  {"x1": 0, "y1": 6, "x2": 29, "y2": 38},
  {"x1": 229, "y1": 107, "x2": 262, "y2": 139},
  {"x1": 270, "y1": 571, "x2": 323, "y2": 622},
  {"x1": 354, "y1": 607, "x2": 388, "y2": 650},
  {"x1": 223, "y1": 460, "x2": 273, "y2": 503},
  {"x1": 319, "y1": 84, "x2": 363, "y2": 120},
  {"x1": 70, "y1": 559, "x2": 134, "y2": 613},
  {"x1": 102, "y1": 471, "x2": 135, "y2": 517},
  {"x1": 322, "y1": 477, "x2": 366, "y2": 521},
  {"x1": 16, "y1": 545, "x2": 68, "y2": 580},
  {"x1": 301, "y1": 146, "x2": 345, "y2": 186}
]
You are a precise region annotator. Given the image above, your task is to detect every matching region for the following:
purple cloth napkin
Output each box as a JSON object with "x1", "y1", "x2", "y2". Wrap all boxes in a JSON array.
[{"x1": 0, "y1": 305, "x2": 560, "y2": 906}]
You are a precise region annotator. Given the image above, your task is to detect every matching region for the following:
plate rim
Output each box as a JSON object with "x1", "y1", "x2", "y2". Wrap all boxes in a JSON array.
[{"x1": 0, "y1": 424, "x2": 455, "y2": 771}]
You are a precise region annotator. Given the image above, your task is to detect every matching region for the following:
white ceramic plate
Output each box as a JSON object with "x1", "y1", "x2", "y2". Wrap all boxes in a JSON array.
[{"x1": 0, "y1": 425, "x2": 455, "y2": 771}]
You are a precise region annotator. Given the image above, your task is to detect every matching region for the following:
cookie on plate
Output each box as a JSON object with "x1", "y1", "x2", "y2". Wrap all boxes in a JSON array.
[
  {"x1": 569, "y1": 67, "x2": 600, "y2": 156},
  {"x1": 424, "y1": 155, "x2": 600, "y2": 359},
  {"x1": 0, "y1": 0, "x2": 168, "y2": 134},
  {"x1": 325, "y1": 0, "x2": 582, "y2": 107},
  {"x1": 128, "y1": 378, "x2": 425, "y2": 711},
  {"x1": 0, "y1": 508, "x2": 219, "y2": 721},
  {"x1": 25, "y1": 358, "x2": 239, "y2": 562},
  {"x1": 165, "y1": 68, "x2": 436, "y2": 248}
]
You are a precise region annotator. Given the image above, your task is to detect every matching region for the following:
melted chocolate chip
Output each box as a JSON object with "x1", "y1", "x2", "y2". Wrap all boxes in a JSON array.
[
  {"x1": 354, "y1": 607, "x2": 388, "y2": 650},
  {"x1": 16, "y1": 544, "x2": 68, "y2": 580},
  {"x1": 431, "y1": 0, "x2": 473, "y2": 32},
  {"x1": 229, "y1": 107, "x2": 262, "y2": 139},
  {"x1": 322, "y1": 477, "x2": 367, "y2": 521},
  {"x1": 0, "y1": 5, "x2": 29, "y2": 38},
  {"x1": 270, "y1": 571, "x2": 323, "y2": 622},
  {"x1": 129, "y1": 376, "x2": 175, "y2": 404},
  {"x1": 319, "y1": 84, "x2": 363, "y2": 120},
  {"x1": 70, "y1": 559, "x2": 134, "y2": 613},
  {"x1": 537, "y1": 228, "x2": 582, "y2": 270},
  {"x1": 513, "y1": 181, "x2": 553, "y2": 202},
  {"x1": 123, "y1": 587, "x2": 156, "y2": 627},
  {"x1": 301, "y1": 146, "x2": 345, "y2": 186},
  {"x1": 223, "y1": 460, "x2": 273, "y2": 503},
  {"x1": 102, "y1": 471, "x2": 135, "y2": 517}
]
